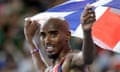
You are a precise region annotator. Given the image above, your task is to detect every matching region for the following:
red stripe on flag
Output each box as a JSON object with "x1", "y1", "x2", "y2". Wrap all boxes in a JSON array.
[{"x1": 92, "y1": 8, "x2": 120, "y2": 48}]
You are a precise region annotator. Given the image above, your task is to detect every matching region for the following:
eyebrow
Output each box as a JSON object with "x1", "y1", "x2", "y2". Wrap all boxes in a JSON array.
[
  {"x1": 40, "y1": 31, "x2": 58, "y2": 34},
  {"x1": 48, "y1": 31, "x2": 58, "y2": 34}
]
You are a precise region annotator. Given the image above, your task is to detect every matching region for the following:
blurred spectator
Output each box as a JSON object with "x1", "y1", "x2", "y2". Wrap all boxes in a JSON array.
[
  {"x1": 0, "y1": 0, "x2": 120, "y2": 72},
  {"x1": 91, "y1": 45, "x2": 120, "y2": 72}
]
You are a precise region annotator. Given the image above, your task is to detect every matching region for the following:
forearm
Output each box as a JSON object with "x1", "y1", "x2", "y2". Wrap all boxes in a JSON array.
[
  {"x1": 24, "y1": 19, "x2": 46, "y2": 71},
  {"x1": 34, "y1": 32, "x2": 51, "y2": 67},
  {"x1": 82, "y1": 30, "x2": 95, "y2": 64},
  {"x1": 31, "y1": 51, "x2": 46, "y2": 72},
  {"x1": 28, "y1": 40, "x2": 46, "y2": 72}
]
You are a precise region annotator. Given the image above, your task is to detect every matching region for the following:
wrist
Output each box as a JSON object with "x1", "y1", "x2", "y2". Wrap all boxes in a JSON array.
[
  {"x1": 26, "y1": 36, "x2": 33, "y2": 42},
  {"x1": 30, "y1": 48, "x2": 40, "y2": 55},
  {"x1": 83, "y1": 29, "x2": 91, "y2": 33}
]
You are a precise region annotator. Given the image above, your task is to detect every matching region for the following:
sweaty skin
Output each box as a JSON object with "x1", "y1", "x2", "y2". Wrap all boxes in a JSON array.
[{"x1": 24, "y1": 4, "x2": 96, "y2": 72}]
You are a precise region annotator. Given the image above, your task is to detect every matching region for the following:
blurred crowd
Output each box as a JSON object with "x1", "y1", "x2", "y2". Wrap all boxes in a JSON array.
[{"x1": 0, "y1": 0, "x2": 120, "y2": 72}]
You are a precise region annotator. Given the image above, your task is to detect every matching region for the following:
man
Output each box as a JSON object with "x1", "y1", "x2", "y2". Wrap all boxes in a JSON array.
[{"x1": 24, "y1": 4, "x2": 96, "y2": 72}]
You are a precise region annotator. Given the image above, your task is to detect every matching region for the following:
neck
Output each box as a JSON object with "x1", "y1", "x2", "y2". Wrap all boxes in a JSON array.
[{"x1": 53, "y1": 46, "x2": 71, "y2": 65}]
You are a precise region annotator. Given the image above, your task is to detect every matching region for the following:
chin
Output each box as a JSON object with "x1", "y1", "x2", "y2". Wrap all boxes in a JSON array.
[{"x1": 48, "y1": 53, "x2": 59, "y2": 59}]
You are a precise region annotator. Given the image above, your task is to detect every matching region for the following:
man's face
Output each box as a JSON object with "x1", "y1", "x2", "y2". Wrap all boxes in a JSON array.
[{"x1": 40, "y1": 23, "x2": 67, "y2": 59}]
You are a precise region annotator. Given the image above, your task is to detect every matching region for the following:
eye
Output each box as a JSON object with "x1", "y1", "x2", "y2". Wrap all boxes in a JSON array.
[
  {"x1": 40, "y1": 32, "x2": 46, "y2": 39},
  {"x1": 50, "y1": 31, "x2": 58, "y2": 38}
]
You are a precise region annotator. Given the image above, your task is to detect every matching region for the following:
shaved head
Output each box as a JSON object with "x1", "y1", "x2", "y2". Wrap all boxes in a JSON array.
[{"x1": 43, "y1": 18, "x2": 70, "y2": 32}]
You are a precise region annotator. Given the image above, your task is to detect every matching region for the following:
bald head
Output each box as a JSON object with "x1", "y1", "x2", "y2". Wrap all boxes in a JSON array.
[{"x1": 43, "y1": 18, "x2": 70, "y2": 32}]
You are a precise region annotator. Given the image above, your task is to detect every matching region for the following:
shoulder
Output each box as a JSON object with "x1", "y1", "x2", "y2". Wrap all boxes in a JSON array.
[
  {"x1": 68, "y1": 50, "x2": 83, "y2": 58},
  {"x1": 64, "y1": 50, "x2": 84, "y2": 66},
  {"x1": 62, "y1": 50, "x2": 86, "y2": 72},
  {"x1": 70, "y1": 50, "x2": 84, "y2": 66}
]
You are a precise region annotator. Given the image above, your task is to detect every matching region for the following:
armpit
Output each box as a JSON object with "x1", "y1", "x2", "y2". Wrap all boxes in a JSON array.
[{"x1": 71, "y1": 52, "x2": 84, "y2": 66}]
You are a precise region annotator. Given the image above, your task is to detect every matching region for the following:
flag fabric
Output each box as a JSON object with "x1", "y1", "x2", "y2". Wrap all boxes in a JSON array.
[
  {"x1": 29, "y1": 0, "x2": 96, "y2": 38},
  {"x1": 103, "y1": 0, "x2": 120, "y2": 9},
  {"x1": 29, "y1": 0, "x2": 120, "y2": 53},
  {"x1": 92, "y1": 0, "x2": 120, "y2": 53}
]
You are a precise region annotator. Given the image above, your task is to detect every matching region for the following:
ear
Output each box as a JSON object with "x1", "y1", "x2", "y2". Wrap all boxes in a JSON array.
[{"x1": 66, "y1": 31, "x2": 71, "y2": 41}]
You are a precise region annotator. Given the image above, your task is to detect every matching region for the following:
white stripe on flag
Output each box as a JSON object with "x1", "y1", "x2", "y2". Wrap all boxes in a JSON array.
[
  {"x1": 113, "y1": 41, "x2": 120, "y2": 53},
  {"x1": 94, "y1": 37, "x2": 120, "y2": 53},
  {"x1": 93, "y1": 36, "x2": 113, "y2": 51},
  {"x1": 25, "y1": 11, "x2": 75, "y2": 27},
  {"x1": 71, "y1": 24, "x2": 83, "y2": 38},
  {"x1": 91, "y1": 0, "x2": 112, "y2": 7},
  {"x1": 95, "y1": 6, "x2": 108, "y2": 20}
]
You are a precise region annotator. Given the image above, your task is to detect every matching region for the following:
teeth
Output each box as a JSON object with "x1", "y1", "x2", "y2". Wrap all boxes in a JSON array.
[
  {"x1": 47, "y1": 46, "x2": 53, "y2": 49},
  {"x1": 47, "y1": 45, "x2": 53, "y2": 49}
]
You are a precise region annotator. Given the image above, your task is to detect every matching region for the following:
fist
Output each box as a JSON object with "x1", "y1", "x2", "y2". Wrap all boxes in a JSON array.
[
  {"x1": 81, "y1": 4, "x2": 96, "y2": 31},
  {"x1": 24, "y1": 18, "x2": 40, "y2": 42}
]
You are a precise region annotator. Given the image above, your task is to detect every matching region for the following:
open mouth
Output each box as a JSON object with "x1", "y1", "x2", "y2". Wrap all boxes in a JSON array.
[{"x1": 46, "y1": 45, "x2": 55, "y2": 53}]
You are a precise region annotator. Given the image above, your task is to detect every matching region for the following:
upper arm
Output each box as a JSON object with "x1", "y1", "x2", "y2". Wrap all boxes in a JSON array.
[
  {"x1": 71, "y1": 52, "x2": 84, "y2": 66},
  {"x1": 67, "y1": 52, "x2": 87, "y2": 72},
  {"x1": 62, "y1": 51, "x2": 86, "y2": 72}
]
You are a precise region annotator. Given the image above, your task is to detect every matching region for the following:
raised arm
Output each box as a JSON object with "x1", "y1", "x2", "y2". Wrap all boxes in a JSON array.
[
  {"x1": 62, "y1": 4, "x2": 96, "y2": 72},
  {"x1": 24, "y1": 18, "x2": 46, "y2": 72},
  {"x1": 81, "y1": 4, "x2": 96, "y2": 64}
]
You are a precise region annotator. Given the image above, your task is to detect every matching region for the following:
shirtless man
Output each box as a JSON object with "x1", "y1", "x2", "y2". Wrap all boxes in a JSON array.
[{"x1": 24, "y1": 4, "x2": 96, "y2": 72}]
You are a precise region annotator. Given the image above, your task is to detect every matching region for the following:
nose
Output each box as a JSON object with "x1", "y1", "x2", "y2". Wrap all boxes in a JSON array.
[{"x1": 45, "y1": 35, "x2": 51, "y2": 44}]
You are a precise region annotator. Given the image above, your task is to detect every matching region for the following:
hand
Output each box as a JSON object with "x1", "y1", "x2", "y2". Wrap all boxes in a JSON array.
[
  {"x1": 81, "y1": 4, "x2": 96, "y2": 31},
  {"x1": 24, "y1": 18, "x2": 40, "y2": 42}
]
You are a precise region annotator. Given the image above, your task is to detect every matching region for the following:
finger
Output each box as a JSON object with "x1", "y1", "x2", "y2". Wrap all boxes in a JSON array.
[
  {"x1": 31, "y1": 20, "x2": 40, "y2": 34},
  {"x1": 83, "y1": 11, "x2": 95, "y2": 18},
  {"x1": 83, "y1": 8, "x2": 94, "y2": 17},
  {"x1": 85, "y1": 3, "x2": 93, "y2": 10},
  {"x1": 82, "y1": 13, "x2": 95, "y2": 24},
  {"x1": 83, "y1": 4, "x2": 93, "y2": 17},
  {"x1": 85, "y1": 13, "x2": 96, "y2": 23},
  {"x1": 85, "y1": 17, "x2": 96, "y2": 24},
  {"x1": 31, "y1": 20, "x2": 39, "y2": 28},
  {"x1": 25, "y1": 18, "x2": 32, "y2": 29}
]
